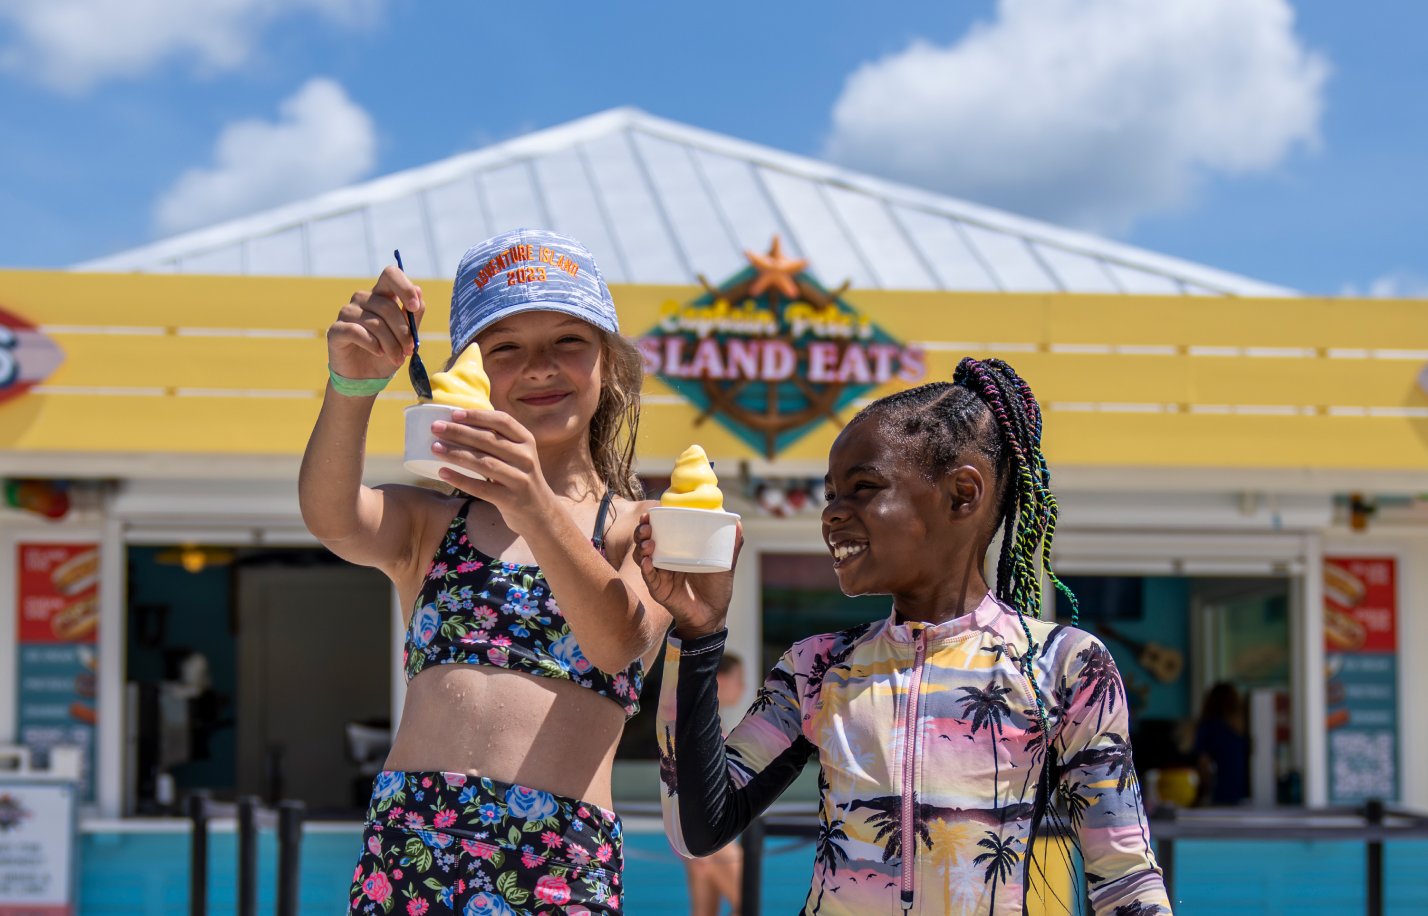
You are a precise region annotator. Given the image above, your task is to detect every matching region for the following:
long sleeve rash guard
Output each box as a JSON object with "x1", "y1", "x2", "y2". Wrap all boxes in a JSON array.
[{"x1": 657, "y1": 592, "x2": 1173, "y2": 916}]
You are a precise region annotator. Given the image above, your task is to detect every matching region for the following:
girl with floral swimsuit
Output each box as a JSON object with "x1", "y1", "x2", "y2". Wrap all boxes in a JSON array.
[
  {"x1": 638, "y1": 358, "x2": 1173, "y2": 915},
  {"x1": 301, "y1": 229, "x2": 673, "y2": 915}
]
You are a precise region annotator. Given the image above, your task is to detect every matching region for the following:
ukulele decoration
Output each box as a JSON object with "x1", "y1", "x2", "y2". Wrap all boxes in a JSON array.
[{"x1": 1097, "y1": 622, "x2": 1185, "y2": 684}]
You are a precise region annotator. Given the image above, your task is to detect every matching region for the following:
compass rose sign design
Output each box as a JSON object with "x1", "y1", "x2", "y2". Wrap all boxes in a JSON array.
[
  {"x1": 637, "y1": 238, "x2": 926, "y2": 458},
  {"x1": 0, "y1": 791, "x2": 30, "y2": 832},
  {"x1": 0, "y1": 304, "x2": 65, "y2": 406}
]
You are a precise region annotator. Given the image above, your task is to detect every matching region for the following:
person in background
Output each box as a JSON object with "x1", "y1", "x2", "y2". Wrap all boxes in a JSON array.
[
  {"x1": 684, "y1": 651, "x2": 747, "y2": 915},
  {"x1": 1194, "y1": 681, "x2": 1250, "y2": 806}
]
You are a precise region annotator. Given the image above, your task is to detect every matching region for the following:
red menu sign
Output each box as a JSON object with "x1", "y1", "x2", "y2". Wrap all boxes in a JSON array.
[
  {"x1": 1324, "y1": 555, "x2": 1399, "y2": 804},
  {"x1": 17, "y1": 545, "x2": 98, "y2": 644},
  {"x1": 1324, "y1": 556, "x2": 1396, "y2": 654},
  {"x1": 15, "y1": 544, "x2": 99, "y2": 802}
]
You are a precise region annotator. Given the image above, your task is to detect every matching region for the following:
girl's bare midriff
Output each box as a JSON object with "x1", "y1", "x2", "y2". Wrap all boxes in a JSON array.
[
  {"x1": 381, "y1": 493, "x2": 637, "y2": 810},
  {"x1": 385, "y1": 665, "x2": 625, "y2": 809}
]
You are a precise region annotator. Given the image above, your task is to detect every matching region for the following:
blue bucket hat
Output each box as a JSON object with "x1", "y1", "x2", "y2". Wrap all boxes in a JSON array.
[{"x1": 449, "y1": 228, "x2": 619, "y2": 355}]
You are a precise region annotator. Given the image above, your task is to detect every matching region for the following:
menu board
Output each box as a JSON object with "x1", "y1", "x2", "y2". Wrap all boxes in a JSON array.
[
  {"x1": 1323, "y1": 556, "x2": 1399, "y2": 804},
  {"x1": 0, "y1": 781, "x2": 76, "y2": 915},
  {"x1": 15, "y1": 545, "x2": 99, "y2": 803}
]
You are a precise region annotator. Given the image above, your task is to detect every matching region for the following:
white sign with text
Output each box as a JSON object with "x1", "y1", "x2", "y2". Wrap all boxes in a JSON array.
[{"x1": 0, "y1": 781, "x2": 75, "y2": 915}]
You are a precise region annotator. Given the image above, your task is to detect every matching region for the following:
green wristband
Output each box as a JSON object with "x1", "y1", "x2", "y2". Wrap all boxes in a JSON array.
[{"x1": 327, "y1": 366, "x2": 393, "y2": 398}]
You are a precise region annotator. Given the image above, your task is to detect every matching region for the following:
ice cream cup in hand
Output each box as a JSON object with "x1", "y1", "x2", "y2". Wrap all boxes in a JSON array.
[
  {"x1": 403, "y1": 404, "x2": 485, "y2": 483},
  {"x1": 648, "y1": 506, "x2": 740, "y2": 573}
]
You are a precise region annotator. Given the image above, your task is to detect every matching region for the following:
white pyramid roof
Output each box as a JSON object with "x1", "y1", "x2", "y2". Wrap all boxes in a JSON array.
[{"x1": 76, "y1": 108, "x2": 1293, "y2": 297}]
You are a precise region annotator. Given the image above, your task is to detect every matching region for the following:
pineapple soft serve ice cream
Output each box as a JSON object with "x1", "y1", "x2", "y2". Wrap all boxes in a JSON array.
[
  {"x1": 404, "y1": 345, "x2": 492, "y2": 481},
  {"x1": 649, "y1": 444, "x2": 739, "y2": 573},
  {"x1": 427, "y1": 346, "x2": 493, "y2": 411},
  {"x1": 660, "y1": 445, "x2": 723, "y2": 510}
]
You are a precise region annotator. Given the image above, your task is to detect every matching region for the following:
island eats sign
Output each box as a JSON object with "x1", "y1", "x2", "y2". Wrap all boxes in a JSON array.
[{"x1": 637, "y1": 238, "x2": 925, "y2": 458}]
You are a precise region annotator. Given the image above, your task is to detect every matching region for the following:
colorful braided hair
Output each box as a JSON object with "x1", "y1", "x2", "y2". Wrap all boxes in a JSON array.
[{"x1": 850, "y1": 357, "x2": 1080, "y2": 741}]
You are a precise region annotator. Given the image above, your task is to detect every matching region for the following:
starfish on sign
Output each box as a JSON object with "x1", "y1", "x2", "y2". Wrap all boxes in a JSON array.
[{"x1": 745, "y1": 236, "x2": 808, "y2": 300}]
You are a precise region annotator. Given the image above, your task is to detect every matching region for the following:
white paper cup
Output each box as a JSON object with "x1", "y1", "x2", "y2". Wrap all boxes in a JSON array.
[
  {"x1": 403, "y1": 403, "x2": 484, "y2": 482},
  {"x1": 648, "y1": 506, "x2": 740, "y2": 573}
]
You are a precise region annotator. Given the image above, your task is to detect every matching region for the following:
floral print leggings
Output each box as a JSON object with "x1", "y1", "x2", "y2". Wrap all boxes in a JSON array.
[{"x1": 349, "y1": 770, "x2": 624, "y2": 915}]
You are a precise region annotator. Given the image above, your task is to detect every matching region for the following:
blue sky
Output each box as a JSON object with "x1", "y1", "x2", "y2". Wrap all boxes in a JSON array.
[{"x1": 0, "y1": 0, "x2": 1422, "y2": 296}]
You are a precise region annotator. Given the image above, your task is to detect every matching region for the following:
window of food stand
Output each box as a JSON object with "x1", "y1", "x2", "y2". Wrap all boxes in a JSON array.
[{"x1": 123, "y1": 546, "x2": 390, "y2": 817}]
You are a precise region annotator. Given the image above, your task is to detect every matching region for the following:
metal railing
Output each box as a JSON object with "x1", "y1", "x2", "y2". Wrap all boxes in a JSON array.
[
  {"x1": 734, "y1": 800, "x2": 1428, "y2": 916},
  {"x1": 185, "y1": 793, "x2": 306, "y2": 916},
  {"x1": 1148, "y1": 801, "x2": 1428, "y2": 916}
]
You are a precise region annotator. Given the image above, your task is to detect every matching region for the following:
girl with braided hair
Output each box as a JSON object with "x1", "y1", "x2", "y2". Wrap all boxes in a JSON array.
[{"x1": 639, "y1": 357, "x2": 1172, "y2": 915}]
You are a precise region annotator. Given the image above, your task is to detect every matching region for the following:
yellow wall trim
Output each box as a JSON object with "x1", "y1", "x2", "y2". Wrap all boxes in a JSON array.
[{"x1": 2, "y1": 270, "x2": 1425, "y2": 470}]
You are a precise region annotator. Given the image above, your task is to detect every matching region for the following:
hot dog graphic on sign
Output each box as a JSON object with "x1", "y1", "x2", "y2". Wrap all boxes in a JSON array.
[
  {"x1": 1323, "y1": 556, "x2": 1400, "y2": 804},
  {"x1": 16, "y1": 544, "x2": 99, "y2": 800}
]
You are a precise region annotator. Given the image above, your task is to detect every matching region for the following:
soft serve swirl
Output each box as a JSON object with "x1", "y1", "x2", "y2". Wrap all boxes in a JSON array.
[
  {"x1": 661, "y1": 445, "x2": 723, "y2": 510},
  {"x1": 428, "y1": 345, "x2": 492, "y2": 411}
]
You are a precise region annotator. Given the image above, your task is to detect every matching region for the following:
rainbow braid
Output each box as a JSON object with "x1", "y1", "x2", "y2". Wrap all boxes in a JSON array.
[
  {"x1": 981, "y1": 359, "x2": 1080, "y2": 626},
  {"x1": 951, "y1": 357, "x2": 1078, "y2": 750}
]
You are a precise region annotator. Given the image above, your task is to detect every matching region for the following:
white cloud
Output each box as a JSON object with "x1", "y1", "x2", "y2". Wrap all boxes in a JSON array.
[
  {"x1": 1341, "y1": 271, "x2": 1428, "y2": 299},
  {"x1": 0, "y1": 0, "x2": 380, "y2": 93},
  {"x1": 824, "y1": 0, "x2": 1328, "y2": 235},
  {"x1": 153, "y1": 78, "x2": 376, "y2": 234}
]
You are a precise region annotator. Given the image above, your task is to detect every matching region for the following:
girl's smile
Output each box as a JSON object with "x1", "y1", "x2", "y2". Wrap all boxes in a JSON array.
[
  {"x1": 477, "y1": 313, "x2": 602, "y2": 442},
  {"x1": 516, "y1": 389, "x2": 573, "y2": 407},
  {"x1": 822, "y1": 416, "x2": 995, "y2": 622},
  {"x1": 829, "y1": 539, "x2": 867, "y2": 567},
  {"x1": 823, "y1": 423, "x2": 939, "y2": 598}
]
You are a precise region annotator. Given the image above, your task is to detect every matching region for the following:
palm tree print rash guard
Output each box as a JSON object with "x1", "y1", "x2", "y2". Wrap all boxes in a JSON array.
[{"x1": 657, "y1": 592, "x2": 1173, "y2": 916}]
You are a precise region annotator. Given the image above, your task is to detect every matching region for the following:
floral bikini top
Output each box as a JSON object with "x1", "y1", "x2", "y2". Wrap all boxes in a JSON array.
[{"x1": 404, "y1": 495, "x2": 644, "y2": 718}]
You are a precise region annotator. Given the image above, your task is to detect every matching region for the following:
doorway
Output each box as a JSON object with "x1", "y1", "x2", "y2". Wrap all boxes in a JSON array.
[
  {"x1": 235, "y1": 558, "x2": 391, "y2": 815},
  {"x1": 123, "y1": 545, "x2": 393, "y2": 816}
]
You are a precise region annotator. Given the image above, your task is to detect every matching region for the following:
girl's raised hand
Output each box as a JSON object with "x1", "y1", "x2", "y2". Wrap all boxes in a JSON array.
[
  {"x1": 430, "y1": 409, "x2": 555, "y2": 536},
  {"x1": 326, "y1": 265, "x2": 424, "y2": 381},
  {"x1": 634, "y1": 513, "x2": 742, "y2": 639}
]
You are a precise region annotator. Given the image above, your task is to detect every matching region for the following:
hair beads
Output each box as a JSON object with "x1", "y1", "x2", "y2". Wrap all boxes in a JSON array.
[{"x1": 953, "y1": 358, "x2": 1080, "y2": 627}]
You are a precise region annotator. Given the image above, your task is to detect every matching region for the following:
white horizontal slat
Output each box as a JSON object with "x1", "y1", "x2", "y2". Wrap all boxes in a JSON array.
[
  {"x1": 1104, "y1": 262, "x2": 1183, "y2": 295},
  {"x1": 1030, "y1": 243, "x2": 1121, "y2": 294},
  {"x1": 177, "y1": 245, "x2": 244, "y2": 276},
  {"x1": 478, "y1": 161, "x2": 548, "y2": 241},
  {"x1": 245, "y1": 227, "x2": 306, "y2": 276},
  {"x1": 531, "y1": 146, "x2": 628, "y2": 283},
  {"x1": 959, "y1": 224, "x2": 1058, "y2": 292},
  {"x1": 580, "y1": 130, "x2": 686, "y2": 284},
  {"x1": 630, "y1": 130, "x2": 742, "y2": 280},
  {"x1": 425, "y1": 177, "x2": 488, "y2": 275},
  {"x1": 758, "y1": 168, "x2": 874, "y2": 289},
  {"x1": 74, "y1": 110, "x2": 1293, "y2": 299},
  {"x1": 891, "y1": 207, "x2": 999, "y2": 291},
  {"x1": 691, "y1": 148, "x2": 799, "y2": 266},
  {"x1": 823, "y1": 186, "x2": 936, "y2": 290},
  {"x1": 308, "y1": 210, "x2": 370, "y2": 277},
  {"x1": 368, "y1": 196, "x2": 434, "y2": 279}
]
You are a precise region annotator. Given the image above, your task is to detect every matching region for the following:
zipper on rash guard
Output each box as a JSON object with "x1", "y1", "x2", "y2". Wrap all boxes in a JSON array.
[{"x1": 900, "y1": 628, "x2": 929, "y2": 913}]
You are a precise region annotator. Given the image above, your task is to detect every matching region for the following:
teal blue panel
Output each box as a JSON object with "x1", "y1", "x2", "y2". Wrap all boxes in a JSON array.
[{"x1": 77, "y1": 829, "x2": 1428, "y2": 914}]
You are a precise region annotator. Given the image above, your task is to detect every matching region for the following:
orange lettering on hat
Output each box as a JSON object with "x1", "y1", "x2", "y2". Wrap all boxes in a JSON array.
[
  {"x1": 506, "y1": 266, "x2": 548, "y2": 286},
  {"x1": 475, "y1": 244, "x2": 549, "y2": 288}
]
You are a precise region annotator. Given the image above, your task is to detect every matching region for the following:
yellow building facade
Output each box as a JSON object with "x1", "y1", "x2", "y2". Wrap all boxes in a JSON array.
[{"x1": 2, "y1": 267, "x2": 1425, "y2": 824}]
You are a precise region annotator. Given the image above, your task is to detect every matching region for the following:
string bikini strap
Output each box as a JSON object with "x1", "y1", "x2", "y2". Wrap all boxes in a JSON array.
[
  {"x1": 449, "y1": 497, "x2": 476, "y2": 532},
  {"x1": 591, "y1": 488, "x2": 615, "y2": 555}
]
